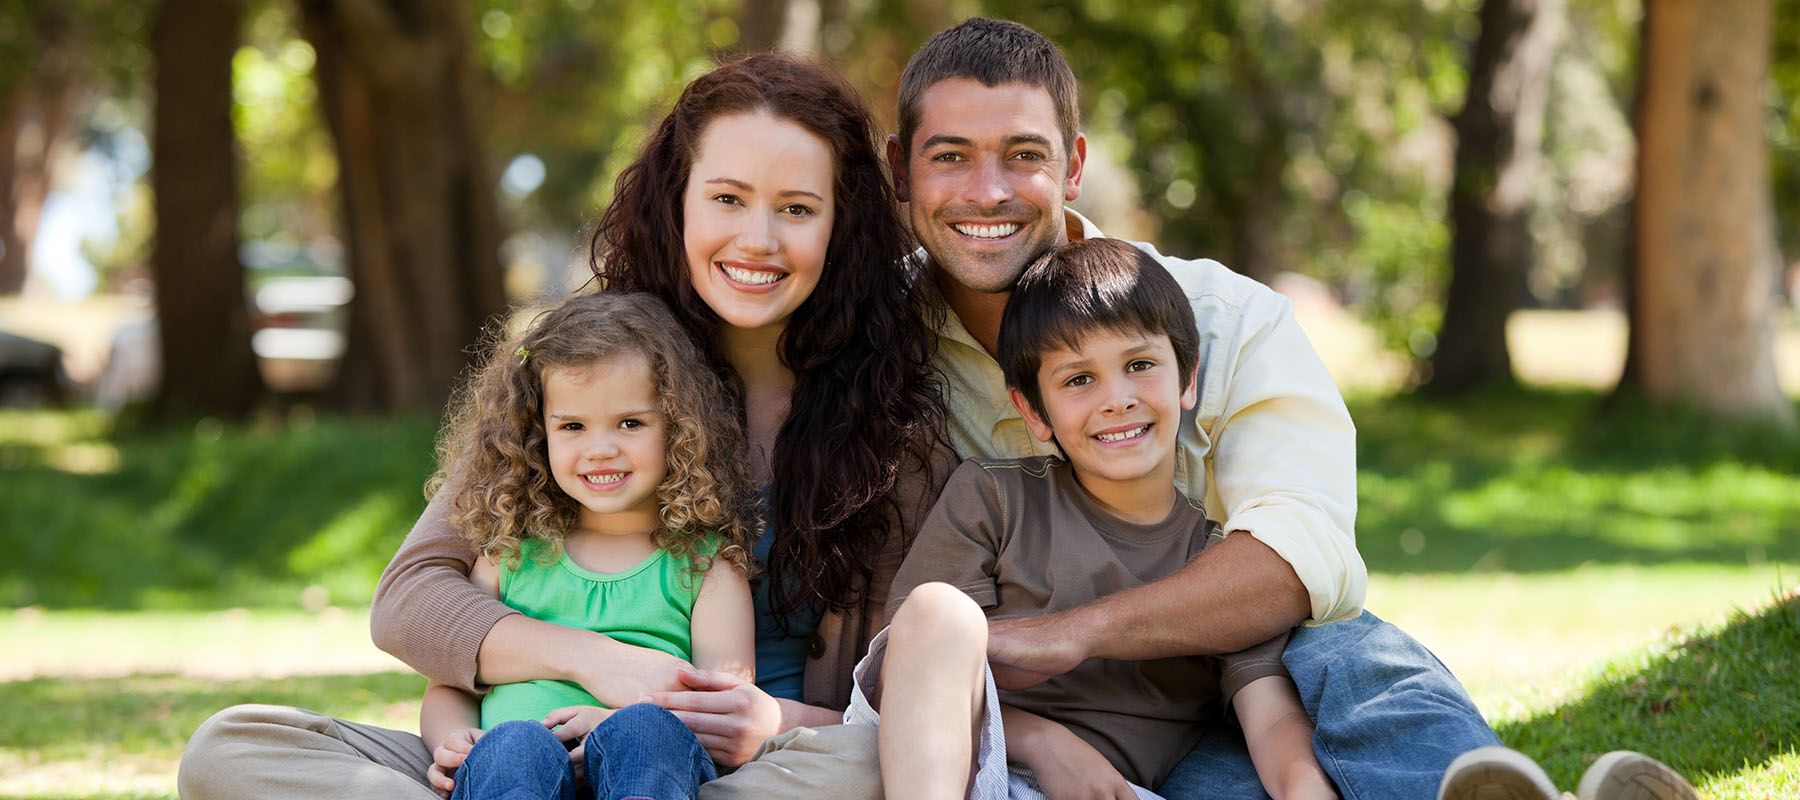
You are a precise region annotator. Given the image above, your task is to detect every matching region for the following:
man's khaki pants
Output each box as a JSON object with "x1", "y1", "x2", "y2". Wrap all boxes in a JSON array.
[{"x1": 177, "y1": 704, "x2": 881, "y2": 799}]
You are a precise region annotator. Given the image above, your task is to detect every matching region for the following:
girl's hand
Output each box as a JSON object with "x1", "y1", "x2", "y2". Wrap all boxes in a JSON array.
[
  {"x1": 425, "y1": 727, "x2": 482, "y2": 798},
  {"x1": 544, "y1": 704, "x2": 615, "y2": 775},
  {"x1": 642, "y1": 668, "x2": 782, "y2": 768}
]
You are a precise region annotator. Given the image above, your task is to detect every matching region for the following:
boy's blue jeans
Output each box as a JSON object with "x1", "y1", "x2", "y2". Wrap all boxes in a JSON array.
[
  {"x1": 1158, "y1": 611, "x2": 1501, "y2": 799},
  {"x1": 451, "y1": 704, "x2": 717, "y2": 800}
]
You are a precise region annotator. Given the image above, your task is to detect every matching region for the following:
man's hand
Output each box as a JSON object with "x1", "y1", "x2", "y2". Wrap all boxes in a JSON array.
[
  {"x1": 425, "y1": 727, "x2": 482, "y2": 798},
  {"x1": 986, "y1": 612, "x2": 1089, "y2": 690},
  {"x1": 642, "y1": 668, "x2": 783, "y2": 768}
]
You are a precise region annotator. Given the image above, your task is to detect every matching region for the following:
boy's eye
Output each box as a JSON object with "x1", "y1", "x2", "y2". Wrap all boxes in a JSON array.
[
  {"x1": 1126, "y1": 359, "x2": 1156, "y2": 372},
  {"x1": 1063, "y1": 373, "x2": 1093, "y2": 388}
]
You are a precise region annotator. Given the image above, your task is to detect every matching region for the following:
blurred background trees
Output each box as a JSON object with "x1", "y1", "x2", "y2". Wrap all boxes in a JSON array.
[{"x1": 0, "y1": 0, "x2": 1794, "y2": 425}]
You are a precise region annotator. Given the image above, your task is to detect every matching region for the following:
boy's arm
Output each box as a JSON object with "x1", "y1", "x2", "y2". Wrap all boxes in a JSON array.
[
  {"x1": 374, "y1": 485, "x2": 689, "y2": 702},
  {"x1": 999, "y1": 705, "x2": 1136, "y2": 799},
  {"x1": 1234, "y1": 676, "x2": 1336, "y2": 799},
  {"x1": 688, "y1": 559, "x2": 755, "y2": 684},
  {"x1": 885, "y1": 460, "x2": 1002, "y2": 617}
]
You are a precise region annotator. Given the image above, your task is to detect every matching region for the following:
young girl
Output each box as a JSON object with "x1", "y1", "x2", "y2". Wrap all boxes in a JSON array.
[{"x1": 416, "y1": 292, "x2": 760, "y2": 800}]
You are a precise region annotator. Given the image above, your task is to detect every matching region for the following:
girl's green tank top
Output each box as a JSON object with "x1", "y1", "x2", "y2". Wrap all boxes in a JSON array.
[{"x1": 479, "y1": 536, "x2": 707, "y2": 728}]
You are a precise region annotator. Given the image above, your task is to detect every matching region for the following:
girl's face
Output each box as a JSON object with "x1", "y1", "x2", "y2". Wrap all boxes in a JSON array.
[
  {"x1": 542, "y1": 352, "x2": 667, "y2": 534},
  {"x1": 682, "y1": 111, "x2": 835, "y2": 334}
]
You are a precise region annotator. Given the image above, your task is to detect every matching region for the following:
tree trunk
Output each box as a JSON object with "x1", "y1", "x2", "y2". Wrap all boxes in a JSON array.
[
  {"x1": 0, "y1": 5, "x2": 78, "y2": 296},
  {"x1": 1621, "y1": 0, "x2": 1791, "y2": 424},
  {"x1": 299, "y1": 0, "x2": 506, "y2": 413},
  {"x1": 149, "y1": 0, "x2": 263, "y2": 419},
  {"x1": 1427, "y1": 0, "x2": 1561, "y2": 393}
]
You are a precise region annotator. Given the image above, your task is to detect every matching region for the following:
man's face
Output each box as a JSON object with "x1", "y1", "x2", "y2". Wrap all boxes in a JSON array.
[{"x1": 890, "y1": 79, "x2": 1086, "y2": 294}]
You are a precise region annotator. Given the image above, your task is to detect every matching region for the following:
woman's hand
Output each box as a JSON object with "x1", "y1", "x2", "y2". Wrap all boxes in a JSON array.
[
  {"x1": 425, "y1": 727, "x2": 482, "y2": 798},
  {"x1": 641, "y1": 668, "x2": 784, "y2": 768},
  {"x1": 567, "y1": 639, "x2": 696, "y2": 708}
]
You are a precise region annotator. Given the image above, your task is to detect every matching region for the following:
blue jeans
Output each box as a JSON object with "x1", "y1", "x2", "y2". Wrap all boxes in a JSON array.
[
  {"x1": 1158, "y1": 611, "x2": 1500, "y2": 799},
  {"x1": 452, "y1": 704, "x2": 717, "y2": 800}
]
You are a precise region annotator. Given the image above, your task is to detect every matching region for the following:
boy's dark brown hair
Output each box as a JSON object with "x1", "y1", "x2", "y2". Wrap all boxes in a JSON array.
[
  {"x1": 897, "y1": 17, "x2": 1079, "y2": 154},
  {"x1": 998, "y1": 238, "x2": 1199, "y2": 422}
]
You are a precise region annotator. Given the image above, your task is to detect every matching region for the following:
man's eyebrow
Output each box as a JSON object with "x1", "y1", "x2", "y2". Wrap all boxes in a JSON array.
[
  {"x1": 920, "y1": 134, "x2": 972, "y2": 150},
  {"x1": 704, "y1": 176, "x2": 823, "y2": 202},
  {"x1": 1006, "y1": 133, "x2": 1053, "y2": 149}
]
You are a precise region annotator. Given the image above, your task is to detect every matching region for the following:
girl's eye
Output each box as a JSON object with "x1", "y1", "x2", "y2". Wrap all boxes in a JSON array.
[
  {"x1": 1063, "y1": 374, "x2": 1093, "y2": 388},
  {"x1": 561, "y1": 422, "x2": 583, "y2": 431},
  {"x1": 1127, "y1": 359, "x2": 1155, "y2": 372},
  {"x1": 619, "y1": 419, "x2": 643, "y2": 430}
]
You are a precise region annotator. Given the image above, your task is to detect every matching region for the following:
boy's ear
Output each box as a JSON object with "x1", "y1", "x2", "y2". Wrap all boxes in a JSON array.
[
  {"x1": 1181, "y1": 362, "x2": 1200, "y2": 411},
  {"x1": 1009, "y1": 388, "x2": 1057, "y2": 443}
]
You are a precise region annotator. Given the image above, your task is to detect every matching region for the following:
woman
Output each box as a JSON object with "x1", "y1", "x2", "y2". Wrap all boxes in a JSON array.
[{"x1": 179, "y1": 53, "x2": 951, "y2": 799}]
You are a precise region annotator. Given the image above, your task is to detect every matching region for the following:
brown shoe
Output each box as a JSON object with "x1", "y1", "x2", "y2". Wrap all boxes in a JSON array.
[{"x1": 1575, "y1": 751, "x2": 1699, "y2": 800}]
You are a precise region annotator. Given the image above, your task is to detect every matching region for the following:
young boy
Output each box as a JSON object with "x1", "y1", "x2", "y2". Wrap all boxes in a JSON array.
[{"x1": 846, "y1": 238, "x2": 1337, "y2": 799}]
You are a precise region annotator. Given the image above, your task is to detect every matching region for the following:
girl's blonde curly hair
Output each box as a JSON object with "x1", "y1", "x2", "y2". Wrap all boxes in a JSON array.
[{"x1": 427, "y1": 292, "x2": 758, "y2": 578}]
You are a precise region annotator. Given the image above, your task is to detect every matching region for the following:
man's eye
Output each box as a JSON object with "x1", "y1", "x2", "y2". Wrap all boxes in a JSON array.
[
  {"x1": 1013, "y1": 151, "x2": 1046, "y2": 161},
  {"x1": 931, "y1": 152, "x2": 965, "y2": 163}
]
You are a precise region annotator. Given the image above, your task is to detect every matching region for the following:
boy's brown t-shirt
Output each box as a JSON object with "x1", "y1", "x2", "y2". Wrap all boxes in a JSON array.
[{"x1": 887, "y1": 456, "x2": 1290, "y2": 788}]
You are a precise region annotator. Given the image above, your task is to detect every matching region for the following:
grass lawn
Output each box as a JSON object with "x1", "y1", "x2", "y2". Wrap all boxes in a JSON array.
[{"x1": 1, "y1": 387, "x2": 1796, "y2": 798}]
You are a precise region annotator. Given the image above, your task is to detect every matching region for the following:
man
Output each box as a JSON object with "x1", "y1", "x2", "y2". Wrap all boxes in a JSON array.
[{"x1": 888, "y1": 18, "x2": 1498, "y2": 798}]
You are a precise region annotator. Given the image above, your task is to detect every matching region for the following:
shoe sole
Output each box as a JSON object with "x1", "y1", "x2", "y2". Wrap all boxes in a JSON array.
[
  {"x1": 1576, "y1": 751, "x2": 1699, "y2": 800},
  {"x1": 1439, "y1": 745, "x2": 1561, "y2": 800}
]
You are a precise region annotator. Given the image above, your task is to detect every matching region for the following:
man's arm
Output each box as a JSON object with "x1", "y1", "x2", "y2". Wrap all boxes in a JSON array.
[
  {"x1": 986, "y1": 533, "x2": 1306, "y2": 682},
  {"x1": 373, "y1": 483, "x2": 690, "y2": 701}
]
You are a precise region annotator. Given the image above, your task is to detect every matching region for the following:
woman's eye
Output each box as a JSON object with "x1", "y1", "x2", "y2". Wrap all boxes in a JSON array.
[
  {"x1": 782, "y1": 204, "x2": 814, "y2": 217},
  {"x1": 713, "y1": 194, "x2": 742, "y2": 206}
]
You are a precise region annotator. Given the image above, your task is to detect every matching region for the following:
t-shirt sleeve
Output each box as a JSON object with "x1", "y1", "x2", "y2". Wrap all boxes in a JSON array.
[
  {"x1": 1216, "y1": 630, "x2": 1291, "y2": 705},
  {"x1": 885, "y1": 460, "x2": 1005, "y2": 618}
]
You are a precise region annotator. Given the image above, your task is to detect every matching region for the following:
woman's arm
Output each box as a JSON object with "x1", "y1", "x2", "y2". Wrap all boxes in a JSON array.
[
  {"x1": 1235, "y1": 675, "x2": 1338, "y2": 800},
  {"x1": 374, "y1": 487, "x2": 690, "y2": 701}
]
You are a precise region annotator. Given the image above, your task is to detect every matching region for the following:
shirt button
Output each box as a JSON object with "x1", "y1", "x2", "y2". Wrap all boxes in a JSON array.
[{"x1": 807, "y1": 632, "x2": 826, "y2": 660}]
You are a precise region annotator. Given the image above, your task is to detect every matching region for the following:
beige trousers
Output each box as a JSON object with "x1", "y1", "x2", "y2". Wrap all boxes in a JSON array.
[{"x1": 178, "y1": 704, "x2": 881, "y2": 799}]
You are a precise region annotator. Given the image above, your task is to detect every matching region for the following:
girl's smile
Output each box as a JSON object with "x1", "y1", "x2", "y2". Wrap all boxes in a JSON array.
[{"x1": 542, "y1": 353, "x2": 667, "y2": 534}]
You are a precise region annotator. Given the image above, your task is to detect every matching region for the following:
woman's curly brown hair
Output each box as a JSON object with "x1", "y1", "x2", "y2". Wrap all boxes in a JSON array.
[{"x1": 427, "y1": 292, "x2": 759, "y2": 579}]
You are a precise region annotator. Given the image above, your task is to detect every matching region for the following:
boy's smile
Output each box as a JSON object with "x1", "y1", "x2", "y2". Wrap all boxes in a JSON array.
[{"x1": 1011, "y1": 328, "x2": 1197, "y2": 522}]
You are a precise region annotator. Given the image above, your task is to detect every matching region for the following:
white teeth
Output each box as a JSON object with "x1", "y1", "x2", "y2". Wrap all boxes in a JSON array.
[
  {"x1": 583, "y1": 473, "x2": 627, "y2": 486},
  {"x1": 721, "y1": 264, "x2": 785, "y2": 285},
  {"x1": 1095, "y1": 426, "x2": 1148, "y2": 443},
  {"x1": 952, "y1": 222, "x2": 1020, "y2": 239}
]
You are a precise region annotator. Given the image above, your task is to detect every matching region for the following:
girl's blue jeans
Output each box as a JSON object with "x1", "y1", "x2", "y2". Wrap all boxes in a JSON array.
[{"x1": 450, "y1": 703, "x2": 717, "y2": 800}]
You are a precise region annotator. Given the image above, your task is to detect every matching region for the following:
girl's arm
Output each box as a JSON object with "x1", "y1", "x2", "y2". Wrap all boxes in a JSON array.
[
  {"x1": 419, "y1": 682, "x2": 482, "y2": 797},
  {"x1": 1235, "y1": 675, "x2": 1338, "y2": 800},
  {"x1": 688, "y1": 559, "x2": 756, "y2": 683}
]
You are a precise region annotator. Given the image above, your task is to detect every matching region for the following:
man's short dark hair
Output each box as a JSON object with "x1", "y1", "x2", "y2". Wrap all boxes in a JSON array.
[
  {"x1": 897, "y1": 18, "x2": 1079, "y2": 155},
  {"x1": 998, "y1": 238, "x2": 1200, "y2": 423}
]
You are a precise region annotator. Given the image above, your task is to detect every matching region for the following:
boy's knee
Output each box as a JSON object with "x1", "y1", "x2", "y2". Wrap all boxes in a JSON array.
[{"x1": 890, "y1": 582, "x2": 986, "y2": 647}]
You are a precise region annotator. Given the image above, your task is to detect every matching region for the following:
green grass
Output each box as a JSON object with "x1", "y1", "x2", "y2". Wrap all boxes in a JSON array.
[
  {"x1": 2, "y1": 389, "x2": 1798, "y2": 797},
  {"x1": 0, "y1": 409, "x2": 438, "y2": 609}
]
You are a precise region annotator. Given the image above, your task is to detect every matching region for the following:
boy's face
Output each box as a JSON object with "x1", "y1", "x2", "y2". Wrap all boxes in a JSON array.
[{"x1": 1010, "y1": 327, "x2": 1198, "y2": 493}]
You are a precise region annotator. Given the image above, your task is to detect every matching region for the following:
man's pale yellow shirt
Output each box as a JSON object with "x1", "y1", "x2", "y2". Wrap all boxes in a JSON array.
[{"x1": 924, "y1": 210, "x2": 1367, "y2": 623}]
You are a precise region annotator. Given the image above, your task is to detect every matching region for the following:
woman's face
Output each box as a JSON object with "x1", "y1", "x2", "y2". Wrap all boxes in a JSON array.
[{"x1": 682, "y1": 111, "x2": 836, "y2": 335}]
